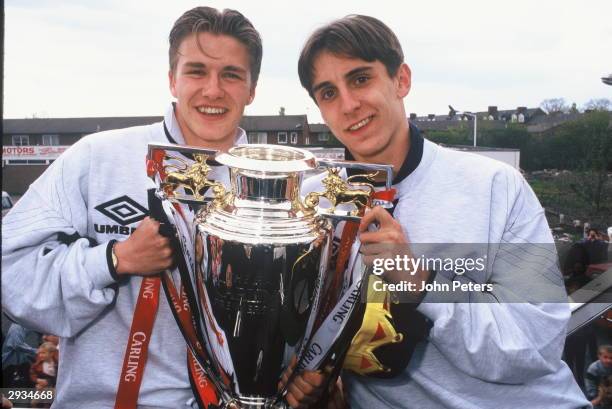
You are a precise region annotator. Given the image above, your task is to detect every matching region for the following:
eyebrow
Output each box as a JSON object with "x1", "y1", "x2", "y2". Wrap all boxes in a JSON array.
[
  {"x1": 223, "y1": 65, "x2": 248, "y2": 75},
  {"x1": 182, "y1": 62, "x2": 248, "y2": 75},
  {"x1": 312, "y1": 66, "x2": 373, "y2": 94}
]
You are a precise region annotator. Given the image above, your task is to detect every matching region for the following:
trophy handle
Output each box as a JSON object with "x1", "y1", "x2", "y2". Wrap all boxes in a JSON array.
[
  {"x1": 302, "y1": 160, "x2": 395, "y2": 220},
  {"x1": 146, "y1": 142, "x2": 229, "y2": 206}
]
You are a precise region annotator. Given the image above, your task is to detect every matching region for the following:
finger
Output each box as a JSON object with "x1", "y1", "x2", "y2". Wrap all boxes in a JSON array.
[
  {"x1": 359, "y1": 242, "x2": 391, "y2": 255},
  {"x1": 358, "y1": 208, "x2": 378, "y2": 233},
  {"x1": 359, "y1": 207, "x2": 394, "y2": 233},
  {"x1": 301, "y1": 370, "x2": 326, "y2": 389},
  {"x1": 142, "y1": 216, "x2": 160, "y2": 229},
  {"x1": 278, "y1": 355, "x2": 298, "y2": 391},
  {"x1": 285, "y1": 384, "x2": 307, "y2": 406},
  {"x1": 278, "y1": 371, "x2": 289, "y2": 390},
  {"x1": 285, "y1": 393, "x2": 302, "y2": 409},
  {"x1": 360, "y1": 229, "x2": 405, "y2": 245}
]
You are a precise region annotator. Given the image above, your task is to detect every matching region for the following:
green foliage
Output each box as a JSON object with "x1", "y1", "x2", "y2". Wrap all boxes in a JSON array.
[
  {"x1": 426, "y1": 127, "x2": 471, "y2": 146},
  {"x1": 529, "y1": 174, "x2": 611, "y2": 227},
  {"x1": 425, "y1": 111, "x2": 612, "y2": 220}
]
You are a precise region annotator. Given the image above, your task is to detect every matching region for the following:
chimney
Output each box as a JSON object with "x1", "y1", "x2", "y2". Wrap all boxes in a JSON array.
[
  {"x1": 409, "y1": 113, "x2": 417, "y2": 120},
  {"x1": 488, "y1": 106, "x2": 498, "y2": 119}
]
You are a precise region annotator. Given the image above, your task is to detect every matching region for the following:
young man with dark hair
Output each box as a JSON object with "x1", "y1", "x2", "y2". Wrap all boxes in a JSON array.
[
  {"x1": 298, "y1": 14, "x2": 589, "y2": 408},
  {"x1": 2, "y1": 7, "x2": 261, "y2": 408}
]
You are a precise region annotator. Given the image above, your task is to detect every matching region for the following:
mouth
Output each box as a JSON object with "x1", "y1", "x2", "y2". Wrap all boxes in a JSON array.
[
  {"x1": 196, "y1": 105, "x2": 228, "y2": 116},
  {"x1": 347, "y1": 115, "x2": 373, "y2": 132}
]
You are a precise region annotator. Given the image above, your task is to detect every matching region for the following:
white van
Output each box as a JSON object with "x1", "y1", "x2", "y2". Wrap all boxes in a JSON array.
[{"x1": 2, "y1": 191, "x2": 14, "y2": 216}]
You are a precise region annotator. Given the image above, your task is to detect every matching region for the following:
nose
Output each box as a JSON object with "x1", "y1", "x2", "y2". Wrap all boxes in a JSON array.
[
  {"x1": 201, "y1": 75, "x2": 224, "y2": 100},
  {"x1": 339, "y1": 90, "x2": 360, "y2": 115}
]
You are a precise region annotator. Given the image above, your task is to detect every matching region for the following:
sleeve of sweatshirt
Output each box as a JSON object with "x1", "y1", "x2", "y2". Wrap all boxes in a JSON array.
[
  {"x1": 1, "y1": 138, "x2": 118, "y2": 338},
  {"x1": 584, "y1": 362, "x2": 600, "y2": 400},
  {"x1": 417, "y1": 168, "x2": 571, "y2": 384}
]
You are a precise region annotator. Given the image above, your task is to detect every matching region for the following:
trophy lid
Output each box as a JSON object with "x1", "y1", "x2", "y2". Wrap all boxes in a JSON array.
[{"x1": 216, "y1": 144, "x2": 316, "y2": 173}]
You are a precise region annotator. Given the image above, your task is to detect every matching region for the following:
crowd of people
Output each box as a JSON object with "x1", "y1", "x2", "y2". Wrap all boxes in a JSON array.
[
  {"x1": 1, "y1": 323, "x2": 59, "y2": 408},
  {"x1": 563, "y1": 228, "x2": 610, "y2": 294}
]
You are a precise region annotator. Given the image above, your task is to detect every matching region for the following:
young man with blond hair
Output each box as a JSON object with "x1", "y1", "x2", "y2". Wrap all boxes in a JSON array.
[{"x1": 2, "y1": 7, "x2": 261, "y2": 408}]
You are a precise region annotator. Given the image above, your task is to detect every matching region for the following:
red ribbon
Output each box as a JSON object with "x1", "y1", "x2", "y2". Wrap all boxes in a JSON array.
[{"x1": 114, "y1": 277, "x2": 161, "y2": 409}]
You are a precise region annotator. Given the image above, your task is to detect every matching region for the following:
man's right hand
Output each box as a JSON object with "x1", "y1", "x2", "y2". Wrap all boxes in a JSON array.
[{"x1": 113, "y1": 217, "x2": 174, "y2": 276}]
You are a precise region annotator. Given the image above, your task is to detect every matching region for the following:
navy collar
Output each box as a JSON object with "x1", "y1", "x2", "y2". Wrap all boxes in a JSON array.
[{"x1": 345, "y1": 121, "x2": 424, "y2": 186}]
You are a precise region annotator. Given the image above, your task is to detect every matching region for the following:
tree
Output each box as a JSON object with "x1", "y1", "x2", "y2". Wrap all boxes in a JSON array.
[
  {"x1": 279, "y1": 107, "x2": 285, "y2": 116},
  {"x1": 540, "y1": 98, "x2": 569, "y2": 114},
  {"x1": 583, "y1": 98, "x2": 611, "y2": 112},
  {"x1": 557, "y1": 111, "x2": 612, "y2": 212},
  {"x1": 569, "y1": 103, "x2": 579, "y2": 114}
]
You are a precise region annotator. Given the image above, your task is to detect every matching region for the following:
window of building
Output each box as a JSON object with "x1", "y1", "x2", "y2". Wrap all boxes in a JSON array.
[
  {"x1": 290, "y1": 132, "x2": 298, "y2": 144},
  {"x1": 318, "y1": 133, "x2": 330, "y2": 142},
  {"x1": 12, "y1": 135, "x2": 29, "y2": 146},
  {"x1": 518, "y1": 113, "x2": 525, "y2": 123},
  {"x1": 278, "y1": 132, "x2": 287, "y2": 144},
  {"x1": 42, "y1": 134, "x2": 60, "y2": 146},
  {"x1": 248, "y1": 132, "x2": 267, "y2": 144}
]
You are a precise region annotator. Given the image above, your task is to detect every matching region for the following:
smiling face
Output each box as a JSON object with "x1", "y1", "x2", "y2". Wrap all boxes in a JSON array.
[
  {"x1": 169, "y1": 32, "x2": 255, "y2": 150},
  {"x1": 311, "y1": 52, "x2": 411, "y2": 166}
]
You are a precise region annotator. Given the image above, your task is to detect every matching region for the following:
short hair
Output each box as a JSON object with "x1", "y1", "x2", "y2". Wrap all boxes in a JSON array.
[
  {"x1": 39, "y1": 342, "x2": 58, "y2": 354},
  {"x1": 298, "y1": 15, "x2": 404, "y2": 99},
  {"x1": 599, "y1": 345, "x2": 612, "y2": 355},
  {"x1": 169, "y1": 7, "x2": 263, "y2": 85}
]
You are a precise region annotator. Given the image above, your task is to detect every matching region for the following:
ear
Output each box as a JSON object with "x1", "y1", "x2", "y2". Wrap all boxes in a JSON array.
[
  {"x1": 247, "y1": 84, "x2": 256, "y2": 105},
  {"x1": 396, "y1": 63, "x2": 411, "y2": 98},
  {"x1": 168, "y1": 70, "x2": 177, "y2": 98}
]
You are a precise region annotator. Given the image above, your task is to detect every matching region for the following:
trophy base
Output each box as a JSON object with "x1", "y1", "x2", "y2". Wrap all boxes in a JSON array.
[{"x1": 224, "y1": 395, "x2": 289, "y2": 408}]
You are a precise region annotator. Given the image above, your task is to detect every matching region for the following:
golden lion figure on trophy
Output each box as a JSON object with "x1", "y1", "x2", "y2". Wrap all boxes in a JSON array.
[
  {"x1": 161, "y1": 153, "x2": 225, "y2": 201},
  {"x1": 304, "y1": 168, "x2": 378, "y2": 215}
]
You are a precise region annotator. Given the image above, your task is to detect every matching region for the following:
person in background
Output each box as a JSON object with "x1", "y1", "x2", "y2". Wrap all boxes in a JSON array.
[
  {"x1": 1, "y1": 323, "x2": 38, "y2": 388},
  {"x1": 586, "y1": 345, "x2": 612, "y2": 408}
]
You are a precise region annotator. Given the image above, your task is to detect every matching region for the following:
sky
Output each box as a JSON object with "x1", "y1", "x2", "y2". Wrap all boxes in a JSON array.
[{"x1": 4, "y1": 0, "x2": 612, "y2": 124}]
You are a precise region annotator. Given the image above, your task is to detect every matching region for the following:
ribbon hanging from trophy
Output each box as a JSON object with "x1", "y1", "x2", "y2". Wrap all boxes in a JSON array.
[
  {"x1": 147, "y1": 143, "x2": 394, "y2": 409},
  {"x1": 147, "y1": 148, "x2": 237, "y2": 406}
]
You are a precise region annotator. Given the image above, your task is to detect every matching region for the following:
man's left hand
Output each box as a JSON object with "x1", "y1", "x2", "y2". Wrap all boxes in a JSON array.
[{"x1": 278, "y1": 355, "x2": 329, "y2": 409}]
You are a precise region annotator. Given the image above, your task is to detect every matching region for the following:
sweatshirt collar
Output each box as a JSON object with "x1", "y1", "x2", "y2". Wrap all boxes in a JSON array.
[
  {"x1": 162, "y1": 103, "x2": 248, "y2": 146},
  {"x1": 345, "y1": 121, "x2": 424, "y2": 186}
]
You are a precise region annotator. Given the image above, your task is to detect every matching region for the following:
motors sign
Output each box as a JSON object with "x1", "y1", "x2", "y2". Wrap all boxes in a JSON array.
[{"x1": 3, "y1": 146, "x2": 69, "y2": 160}]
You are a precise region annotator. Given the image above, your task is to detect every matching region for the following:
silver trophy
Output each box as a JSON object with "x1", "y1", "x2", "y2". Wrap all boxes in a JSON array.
[{"x1": 146, "y1": 143, "x2": 393, "y2": 408}]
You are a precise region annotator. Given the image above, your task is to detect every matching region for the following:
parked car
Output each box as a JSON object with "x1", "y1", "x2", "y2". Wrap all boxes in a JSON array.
[{"x1": 2, "y1": 191, "x2": 14, "y2": 216}]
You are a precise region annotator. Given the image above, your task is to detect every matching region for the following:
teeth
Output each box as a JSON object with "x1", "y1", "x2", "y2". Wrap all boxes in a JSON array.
[
  {"x1": 349, "y1": 116, "x2": 372, "y2": 131},
  {"x1": 197, "y1": 106, "x2": 227, "y2": 115}
]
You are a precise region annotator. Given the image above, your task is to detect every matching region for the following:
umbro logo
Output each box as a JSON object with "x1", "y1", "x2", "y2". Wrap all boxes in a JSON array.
[{"x1": 95, "y1": 195, "x2": 148, "y2": 226}]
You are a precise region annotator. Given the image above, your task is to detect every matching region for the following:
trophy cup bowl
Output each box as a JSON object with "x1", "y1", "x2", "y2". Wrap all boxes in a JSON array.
[
  {"x1": 146, "y1": 143, "x2": 394, "y2": 408},
  {"x1": 193, "y1": 145, "x2": 332, "y2": 407}
]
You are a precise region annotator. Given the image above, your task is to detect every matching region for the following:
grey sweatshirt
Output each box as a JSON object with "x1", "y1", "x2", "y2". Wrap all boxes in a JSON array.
[
  {"x1": 303, "y1": 133, "x2": 589, "y2": 409},
  {"x1": 2, "y1": 104, "x2": 247, "y2": 409}
]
